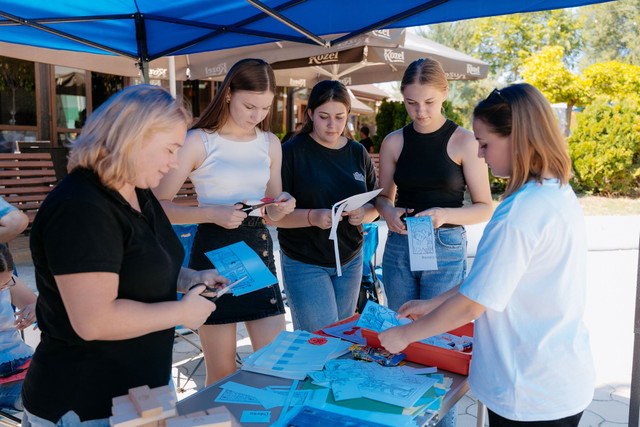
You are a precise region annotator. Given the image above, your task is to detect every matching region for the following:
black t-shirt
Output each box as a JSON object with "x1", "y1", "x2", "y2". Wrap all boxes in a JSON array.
[
  {"x1": 359, "y1": 137, "x2": 374, "y2": 152},
  {"x1": 278, "y1": 134, "x2": 378, "y2": 267},
  {"x1": 22, "y1": 168, "x2": 183, "y2": 422}
]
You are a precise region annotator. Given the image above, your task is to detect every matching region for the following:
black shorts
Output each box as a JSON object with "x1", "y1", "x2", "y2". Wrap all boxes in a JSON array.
[{"x1": 189, "y1": 217, "x2": 285, "y2": 324}]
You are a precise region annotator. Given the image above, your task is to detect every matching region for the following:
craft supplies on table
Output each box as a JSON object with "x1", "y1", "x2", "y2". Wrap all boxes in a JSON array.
[{"x1": 357, "y1": 300, "x2": 474, "y2": 375}]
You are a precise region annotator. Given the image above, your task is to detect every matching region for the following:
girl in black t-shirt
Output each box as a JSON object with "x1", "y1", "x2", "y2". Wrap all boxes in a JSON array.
[{"x1": 274, "y1": 80, "x2": 379, "y2": 333}]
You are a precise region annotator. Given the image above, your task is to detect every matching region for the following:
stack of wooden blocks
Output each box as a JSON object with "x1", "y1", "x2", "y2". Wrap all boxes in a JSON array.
[{"x1": 109, "y1": 385, "x2": 239, "y2": 427}]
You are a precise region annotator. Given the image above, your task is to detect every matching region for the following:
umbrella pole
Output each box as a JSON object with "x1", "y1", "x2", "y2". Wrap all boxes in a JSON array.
[
  {"x1": 630, "y1": 233, "x2": 640, "y2": 427},
  {"x1": 169, "y1": 56, "x2": 177, "y2": 98},
  {"x1": 138, "y1": 60, "x2": 150, "y2": 84}
]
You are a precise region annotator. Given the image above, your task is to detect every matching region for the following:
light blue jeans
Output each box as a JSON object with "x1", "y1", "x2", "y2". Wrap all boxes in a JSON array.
[
  {"x1": 382, "y1": 227, "x2": 467, "y2": 427},
  {"x1": 23, "y1": 410, "x2": 110, "y2": 426},
  {"x1": 382, "y1": 227, "x2": 467, "y2": 311},
  {"x1": 281, "y1": 251, "x2": 363, "y2": 332}
]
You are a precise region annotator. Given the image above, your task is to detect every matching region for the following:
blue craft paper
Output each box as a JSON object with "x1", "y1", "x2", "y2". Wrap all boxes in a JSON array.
[
  {"x1": 240, "y1": 410, "x2": 271, "y2": 423},
  {"x1": 205, "y1": 241, "x2": 277, "y2": 296}
]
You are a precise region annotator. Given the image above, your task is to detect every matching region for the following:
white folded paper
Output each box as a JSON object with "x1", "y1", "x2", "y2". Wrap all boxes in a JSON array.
[{"x1": 329, "y1": 188, "x2": 383, "y2": 276}]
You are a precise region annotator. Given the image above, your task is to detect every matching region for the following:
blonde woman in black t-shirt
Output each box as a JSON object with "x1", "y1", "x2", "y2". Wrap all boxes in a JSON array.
[{"x1": 22, "y1": 85, "x2": 229, "y2": 425}]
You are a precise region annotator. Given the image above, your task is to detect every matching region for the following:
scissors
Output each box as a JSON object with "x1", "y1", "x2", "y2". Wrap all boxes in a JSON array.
[
  {"x1": 235, "y1": 197, "x2": 277, "y2": 213},
  {"x1": 400, "y1": 207, "x2": 409, "y2": 225},
  {"x1": 189, "y1": 276, "x2": 247, "y2": 302}
]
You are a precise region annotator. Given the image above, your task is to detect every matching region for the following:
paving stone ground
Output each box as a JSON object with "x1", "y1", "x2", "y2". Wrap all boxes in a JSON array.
[{"x1": 14, "y1": 216, "x2": 639, "y2": 425}]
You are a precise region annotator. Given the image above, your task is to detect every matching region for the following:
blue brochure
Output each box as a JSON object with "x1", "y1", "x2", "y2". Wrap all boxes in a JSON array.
[{"x1": 204, "y1": 241, "x2": 277, "y2": 296}]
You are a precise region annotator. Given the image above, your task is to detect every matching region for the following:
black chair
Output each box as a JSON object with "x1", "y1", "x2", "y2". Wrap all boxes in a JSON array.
[{"x1": 356, "y1": 223, "x2": 386, "y2": 313}]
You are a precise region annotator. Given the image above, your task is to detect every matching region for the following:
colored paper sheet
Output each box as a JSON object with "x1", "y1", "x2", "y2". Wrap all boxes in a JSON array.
[
  {"x1": 240, "y1": 410, "x2": 271, "y2": 423},
  {"x1": 356, "y1": 300, "x2": 411, "y2": 332},
  {"x1": 218, "y1": 382, "x2": 283, "y2": 409},
  {"x1": 406, "y1": 216, "x2": 438, "y2": 271},
  {"x1": 204, "y1": 241, "x2": 277, "y2": 295},
  {"x1": 313, "y1": 359, "x2": 437, "y2": 408},
  {"x1": 241, "y1": 330, "x2": 351, "y2": 380},
  {"x1": 282, "y1": 404, "x2": 415, "y2": 427},
  {"x1": 321, "y1": 319, "x2": 367, "y2": 345}
]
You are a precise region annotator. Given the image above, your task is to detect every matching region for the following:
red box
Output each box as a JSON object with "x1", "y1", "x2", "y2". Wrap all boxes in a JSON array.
[{"x1": 361, "y1": 322, "x2": 474, "y2": 375}]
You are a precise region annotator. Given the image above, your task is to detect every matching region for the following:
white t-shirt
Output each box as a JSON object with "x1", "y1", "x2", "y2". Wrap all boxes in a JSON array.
[
  {"x1": 460, "y1": 179, "x2": 595, "y2": 421},
  {"x1": 189, "y1": 128, "x2": 271, "y2": 209}
]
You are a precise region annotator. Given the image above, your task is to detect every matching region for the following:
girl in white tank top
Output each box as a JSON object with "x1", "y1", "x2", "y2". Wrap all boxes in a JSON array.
[{"x1": 153, "y1": 59, "x2": 295, "y2": 386}]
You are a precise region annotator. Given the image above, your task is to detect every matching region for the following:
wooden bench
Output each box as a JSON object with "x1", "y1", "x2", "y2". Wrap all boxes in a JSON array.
[
  {"x1": 0, "y1": 153, "x2": 57, "y2": 224},
  {"x1": 172, "y1": 179, "x2": 198, "y2": 207},
  {"x1": 370, "y1": 153, "x2": 380, "y2": 178}
]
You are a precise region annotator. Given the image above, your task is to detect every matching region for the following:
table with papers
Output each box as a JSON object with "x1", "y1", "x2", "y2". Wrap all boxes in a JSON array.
[
  {"x1": 175, "y1": 312, "x2": 472, "y2": 426},
  {"x1": 176, "y1": 363, "x2": 468, "y2": 426}
]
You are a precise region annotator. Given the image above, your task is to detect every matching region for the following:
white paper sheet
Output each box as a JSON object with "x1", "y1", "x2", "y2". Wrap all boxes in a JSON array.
[
  {"x1": 328, "y1": 188, "x2": 383, "y2": 276},
  {"x1": 406, "y1": 216, "x2": 438, "y2": 271}
]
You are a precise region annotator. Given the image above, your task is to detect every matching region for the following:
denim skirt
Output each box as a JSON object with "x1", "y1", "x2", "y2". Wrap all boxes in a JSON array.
[{"x1": 189, "y1": 217, "x2": 285, "y2": 324}]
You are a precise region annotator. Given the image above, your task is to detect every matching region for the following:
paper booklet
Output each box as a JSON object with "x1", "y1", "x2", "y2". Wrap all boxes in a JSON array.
[{"x1": 329, "y1": 188, "x2": 383, "y2": 276}]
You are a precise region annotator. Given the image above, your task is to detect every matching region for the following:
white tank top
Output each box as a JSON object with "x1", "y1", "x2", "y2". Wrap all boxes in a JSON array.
[{"x1": 189, "y1": 128, "x2": 271, "y2": 209}]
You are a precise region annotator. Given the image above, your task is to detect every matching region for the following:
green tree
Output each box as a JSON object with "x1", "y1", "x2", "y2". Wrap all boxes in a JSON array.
[
  {"x1": 581, "y1": 61, "x2": 640, "y2": 99},
  {"x1": 579, "y1": 0, "x2": 640, "y2": 66},
  {"x1": 0, "y1": 57, "x2": 35, "y2": 125},
  {"x1": 568, "y1": 97, "x2": 640, "y2": 195},
  {"x1": 470, "y1": 9, "x2": 584, "y2": 81},
  {"x1": 520, "y1": 46, "x2": 588, "y2": 136}
]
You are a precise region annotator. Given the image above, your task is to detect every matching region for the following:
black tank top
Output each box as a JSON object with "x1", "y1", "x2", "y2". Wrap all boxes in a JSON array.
[{"x1": 394, "y1": 120, "x2": 466, "y2": 214}]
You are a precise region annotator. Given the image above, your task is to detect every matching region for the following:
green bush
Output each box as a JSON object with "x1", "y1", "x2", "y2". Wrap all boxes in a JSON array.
[
  {"x1": 568, "y1": 97, "x2": 640, "y2": 196},
  {"x1": 373, "y1": 99, "x2": 464, "y2": 152}
]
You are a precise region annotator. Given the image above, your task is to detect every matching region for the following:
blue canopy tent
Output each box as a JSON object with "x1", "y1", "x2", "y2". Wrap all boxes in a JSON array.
[{"x1": 0, "y1": 0, "x2": 616, "y2": 82}]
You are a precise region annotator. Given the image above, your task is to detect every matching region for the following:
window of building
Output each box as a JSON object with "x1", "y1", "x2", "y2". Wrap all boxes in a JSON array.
[{"x1": 0, "y1": 57, "x2": 37, "y2": 152}]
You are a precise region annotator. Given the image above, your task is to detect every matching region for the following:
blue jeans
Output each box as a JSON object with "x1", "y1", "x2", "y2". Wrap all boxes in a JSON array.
[
  {"x1": 382, "y1": 227, "x2": 467, "y2": 427},
  {"x1": 382, "y1": 227, "x2": 467, "y2": 311},
  {"x1": 23, "y1": 410, "x2": 110, "y2": 427},
  {"x1": 281, "y1": 251, "x2": 363, "y2": 332},
  {"x1": 0, "y1": 356, "x2": 30, "y2": 411}
]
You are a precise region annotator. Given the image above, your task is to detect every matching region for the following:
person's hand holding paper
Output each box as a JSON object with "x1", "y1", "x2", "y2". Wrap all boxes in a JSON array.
[{"x1": 328, "y1": 188, "x2": 383, "y2": 276}]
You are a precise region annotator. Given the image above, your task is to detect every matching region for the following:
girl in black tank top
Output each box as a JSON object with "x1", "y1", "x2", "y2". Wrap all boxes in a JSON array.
[{"x1": 374, "y1": 58, "x2": 493, "y2": 427}]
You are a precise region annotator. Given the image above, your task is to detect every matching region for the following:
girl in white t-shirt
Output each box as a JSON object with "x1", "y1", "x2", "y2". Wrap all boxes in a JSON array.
[
  {"x1": 154, "y1": 59, "x2": 295, "y2": 386},
  {"x1": 379, "y1": 83, "x2": 595, "y2": 426}
]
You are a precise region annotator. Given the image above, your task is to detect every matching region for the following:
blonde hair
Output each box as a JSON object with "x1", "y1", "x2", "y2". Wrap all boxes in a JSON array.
[
  {"x1": 400, "y1": 58, "x2": 449, "y2": 93},
  {"x1": 473, "y1": 83, "x2": 572, "y2": 198},
  {"x1": 67, "y1": 85, "x2": 191, "y2": 190}
]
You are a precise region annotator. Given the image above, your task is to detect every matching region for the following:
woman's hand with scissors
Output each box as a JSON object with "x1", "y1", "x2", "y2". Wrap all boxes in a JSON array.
[
  {"x1": 265, "y1": 192, "x2": 296, "y2": 221},
  {"x1": 207, "y1": 204, "x2": 247, "y2": 229}
]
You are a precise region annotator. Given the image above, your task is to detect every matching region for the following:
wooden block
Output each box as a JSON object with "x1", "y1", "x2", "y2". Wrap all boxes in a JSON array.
[
  {"x1": 110, "y1": 411, "x2": 144, "y2": 427},
  {"x1": 112, "y1": 399, "x2": 138, "y2": 416},
  {"x1": 129, "y1": 385, "x2": 163, "y2": 418},
  {"x1": 206, "y1": 407, "x2": 241, "y2": 427},
  {"x1": 113, "y1": 394, "x2": 132, "y2": 407},
  {"x1": 110, "y1": 405, "x2": 176, "y2": 427}
]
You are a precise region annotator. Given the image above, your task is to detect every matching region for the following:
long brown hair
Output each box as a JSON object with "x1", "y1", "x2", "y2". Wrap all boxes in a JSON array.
[
  {"x1": 191, "y1": 58, "x2": 276, "y2": 132},
  {"x1": 298, "y1": 80, "x2": 352, "y2": 138},
  {"x1": 473, "y1": 83, "x2": 572, "y2": 198},
  {"x1": 0, "y1": 243, "x2": 14, "y2": 274}
]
